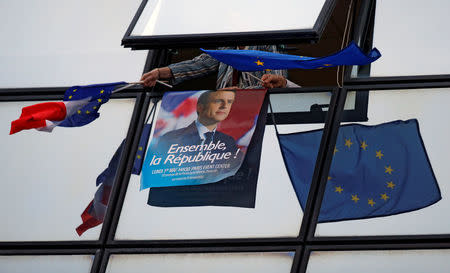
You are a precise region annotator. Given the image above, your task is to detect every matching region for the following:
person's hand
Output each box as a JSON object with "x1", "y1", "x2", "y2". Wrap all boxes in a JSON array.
[
  {"x1": 261, "y1": 74, "x2": 287, "y2": 88},
  {"x1": 140, "y1": 69, "x2": 160, "y2": 87}
]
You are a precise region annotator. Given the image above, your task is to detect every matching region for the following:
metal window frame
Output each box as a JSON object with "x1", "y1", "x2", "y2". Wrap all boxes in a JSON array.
[
  {"x1": 99, "y1": 246, "x2": 302, "y2": 273},
  {"x1": 121, "y1": 0, "x2": 338, "y2": 49},
  {"x1": 2, "y1": 81, "x2": 450, "y2": 273},
  {"x1": 3, "y1": 1, "x2": 450, "y2": 272}
]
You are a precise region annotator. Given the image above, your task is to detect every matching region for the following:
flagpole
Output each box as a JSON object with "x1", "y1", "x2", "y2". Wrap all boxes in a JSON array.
[
  {"x1": 112, "y1": 80, "x2": 173, "y2": 93},
  {"x1": 243, "y1": 72, "x2": 264, "y2": 83}
]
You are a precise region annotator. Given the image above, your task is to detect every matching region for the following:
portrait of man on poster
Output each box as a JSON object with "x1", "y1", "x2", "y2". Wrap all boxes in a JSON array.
[{"x1": 156, "y1": 89, "x2": 239, "y2": 155}]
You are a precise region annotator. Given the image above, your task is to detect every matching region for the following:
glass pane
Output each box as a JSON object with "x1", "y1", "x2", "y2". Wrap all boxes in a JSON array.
[
  {"x1": 369, "y1": 0, "x2": 450, "y2": 77},
  {"x1": 0, "y1": 0, "x2": 147, "y2": 88},
  {"x1": 307, "y1": 249, "x2": 450, "y2": 273},
  {"x1": 107, "y1": 252, "x2": 294, "y2": 273},
  {"x1": 0, "y1": 99, "x2": 135, "y2": 241},
  {"x1": 132, "y1": 0, "x2": 326, "y2": 36},
  {"x1": 271, "y1": 91, "x2": 356, "y2": 113},
  {"x1": 0, "y1": 255, "x2": 93, "y2": 273},
  {"x1": 316, "y1": 88, "x2": 450, "y2": 236},
  {"x1": 115, "y1": 92, "x2": 331, "y2": 240}
]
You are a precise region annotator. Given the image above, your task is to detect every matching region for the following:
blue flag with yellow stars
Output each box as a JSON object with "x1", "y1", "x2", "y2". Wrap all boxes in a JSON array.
[
  {"x1": 279, "y1": 119, "x2": 441, "y2": 223},
  {"x1": 58, "y1": 82, "x2": 125, "y2": 128},
  {"x1": 201, "y1": 41, "x2": 380, "y2": 71},
  {"x1": 10, "y1": 81, "x2": 126, "y2": 134}
]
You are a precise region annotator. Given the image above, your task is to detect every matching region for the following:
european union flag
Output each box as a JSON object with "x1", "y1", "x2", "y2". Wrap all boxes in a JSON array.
[
  {"x1": 10, "y1": 82, "x2": 125, "y2": 134},
  {"x1": 77, "y1": 123, "x2": 153, "y2": 235},
  {"x1": 279, "y1": 119, "x2": 441, "y2": 222},
  {"x1": 201, "y1": 42, "x2": 380, "y2": 71}
]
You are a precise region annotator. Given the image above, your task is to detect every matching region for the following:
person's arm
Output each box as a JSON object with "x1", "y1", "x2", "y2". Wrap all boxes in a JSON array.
[
  {"x1": 140, "y1": 67, "x2": 173, "y2": 87},
  {"x1": 168, "y1": 53, "x2": 220, "y2": 85},
  {"x1": 141, "y1": 53, "x2": 220, "y2": 87}
]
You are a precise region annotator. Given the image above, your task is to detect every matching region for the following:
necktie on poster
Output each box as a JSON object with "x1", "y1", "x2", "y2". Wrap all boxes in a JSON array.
[
  {"x1": 140, "y1": 89, "x2": 267, "y2": 190},
  {"x1": 148, "y1": 93, "x2": 269, "y2": 208}
]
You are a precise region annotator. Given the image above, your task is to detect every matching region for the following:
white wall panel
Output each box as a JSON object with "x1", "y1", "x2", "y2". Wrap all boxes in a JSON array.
[{"x1": 0, "y1": 0, "x2": 147, "y2": 88}]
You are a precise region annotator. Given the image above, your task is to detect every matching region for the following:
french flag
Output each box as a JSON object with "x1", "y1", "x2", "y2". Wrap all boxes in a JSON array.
[
  {"x1": 153, "y1": 91, "x2": 201, "y2": 138},
  {"x1": 10, "y1": 82, "x2": 125, "y2": 134}
]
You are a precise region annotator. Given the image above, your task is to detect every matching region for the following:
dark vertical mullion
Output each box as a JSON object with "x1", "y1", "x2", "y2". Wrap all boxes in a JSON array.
[
  {"x1": 98, "y1": 249, "x2": 112, "y2": 273},
  {"x1": 298, "y1": 246, "x2": 313, "y2": 273},
  {"x1": 313, "y1": 0, "x2": 338, "y2": 37},
  {"x1": 105, "y1": 93, "x2": 151, "y2": 243},
  {"x1": 98, "y1": 92, "x2": 146, "y2": 244},
  {"x1": 353, "y1": 89, "x2": 369, "y2": 121},
  {"x1": 297, "y1": 87, "x2": 341, "y2": 240},
  {"x1": 90, "y1": 249, "x2": 103, "y2": 273},
  {"x1": 306, "y1": 88, "x2": 349, "y2": 240},
  {"x1": 289, "y1": 246, "x2": 304, "y2": 273},
  {"x1": 105, "y1": 48, "x2": 169, "y2": 243},
  {"x1": 344, "y1": 0, "x2": 375, "y2": 80}
]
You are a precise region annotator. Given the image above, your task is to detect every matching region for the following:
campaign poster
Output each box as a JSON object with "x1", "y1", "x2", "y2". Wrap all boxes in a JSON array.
[
  {"x1": 147, "y1": 94, "x2": 268, "y2": 208},
  {"x1": 141, "y1": 89, "x2": 267, "y2": 190}
]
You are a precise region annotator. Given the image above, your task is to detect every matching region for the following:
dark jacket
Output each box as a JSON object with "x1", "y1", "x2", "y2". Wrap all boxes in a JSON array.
[{"x1": 156, "y1": 121, "x2": 239, "y2": 155}]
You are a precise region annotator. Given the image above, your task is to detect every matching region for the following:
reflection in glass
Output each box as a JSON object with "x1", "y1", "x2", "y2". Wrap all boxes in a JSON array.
[
  {"x1": 270, "y1": 92, "x2": 355, "y2": 113},
  {"x1": 370, "y1": 0, "x2": 450, "y2": 77},
  {"x1": 307, "y1": 249, "x2": 450, "y2": 273},
  {"x1": 132, "y1": 0, "x2": 326, "y2": 36},
  {"x1": 0, "y1": 1, "x2": 147, "y2": 88},
  {"x1": 0, "y1": 255, "x2": 93, "y2": 273},
  {"x1": 0, "y1": 99, "x2": 135, "y2": 241},
  {"x1": 107, "y1": 252, "x2": 294, "y2": 273}
]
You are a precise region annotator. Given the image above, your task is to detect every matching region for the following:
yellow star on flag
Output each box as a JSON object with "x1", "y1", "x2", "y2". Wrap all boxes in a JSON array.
[
  {"x1": 136, "y1": 155, "x2": 141, "y2": 159},
  {"x1": 68, "y1": 95, "x2": 72, "y2": 99},
  {"x1": 138, "y1": 146, "x2": 143, "y2": 151},
  {"x1": 93, "y1": 106, "x2": 97, "y2": 110},
  {"x1": 254, "y1": 60, "x2": 264, "y2": 66},
  {"x1": 77, "y1": 110, "x2": 81, "y2": 114},
  {"x1": 387, "y1": 181, "x2": 396, "y2": 189},
  {"x1": 375, "y1": 150, "x2": 384, "y2": 159},
  {"x1": 351, "y1": 195, "x2": 360, "y2": 203},
  {"x1": 360, "y1": 141, "x2": 368, "y2": 150},
  {"x1": 100, "y1": 90, "x2": 104, "y2": 94},
  {"x1": 328, "y1": 176, "x2": 332, "y2": 181},
  {"x1": 385, "y1": 165, "x2": 394, "y2": 174},
  {"x1": 86, "y1": 110, "x2": 90, "y2": 114},
  {"x1": 335, "y1": 186, "x2": 343, "y2": 194},
  {"x1": 334, "y1": 147, "x2": 338, "y2": 154},
  {"x1": 380, "y1": 193, "x2": 390, "y2": 201},
  {"x1": 344, "y1": 139, "x2": 353, "y2": 148},
  {"x1": 73, "y1": 89, "x2": 77, "y2": 92},
  {"x1": 97, "y1": 99, "x2": 102, "y2": 103},
  {"x1": 324, "y1": 64, "x2": 333, "y2": 66},
  {"x1": 368, "y1": 198, "x2": 376, "y2": 207}
]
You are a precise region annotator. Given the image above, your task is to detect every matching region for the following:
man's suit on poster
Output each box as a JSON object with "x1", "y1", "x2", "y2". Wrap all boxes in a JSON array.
[
  {"x1": 148, "y1": 95, "x2": 269, "y2": 208},
  {"x1": 156, "y1": 121, "x2": 239, "y2": 156}
]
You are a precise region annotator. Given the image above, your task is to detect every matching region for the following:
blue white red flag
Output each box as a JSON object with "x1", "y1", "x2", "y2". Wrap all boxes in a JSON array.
[{"x1": 10, "y1": 82, "x2": 125, "y2": 134}]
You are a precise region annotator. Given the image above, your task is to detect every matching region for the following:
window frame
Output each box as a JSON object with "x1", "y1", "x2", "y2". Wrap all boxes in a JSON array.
[
  {"x1": 121, "y1": 0, "x2": 338, "y2": 49},
  {"x1": 3, "y1": 1, "x2": 450, "y2": 272}
]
